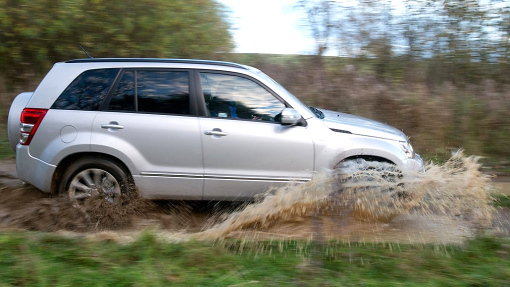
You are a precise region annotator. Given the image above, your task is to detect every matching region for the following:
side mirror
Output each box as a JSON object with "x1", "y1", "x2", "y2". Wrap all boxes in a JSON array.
[{"x1": 280, "y1": 108, "x2": 301, "y2": 125}]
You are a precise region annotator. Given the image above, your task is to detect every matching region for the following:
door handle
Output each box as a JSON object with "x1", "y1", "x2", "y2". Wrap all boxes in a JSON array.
[
  {"x1": 101, "y1": 124, "x2": 124, "y2": 129},
  {"x1": 101, "y1": 121, "x2": 124, "y2": 130},
  {"x1": 204, "y1": 129, "x2": 227, "y2": 137}
]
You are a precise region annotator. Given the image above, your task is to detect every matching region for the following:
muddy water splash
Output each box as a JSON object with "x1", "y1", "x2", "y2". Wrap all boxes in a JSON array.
[
  {"x1": 0, "y1": 153, "x2": 496, "y2": 244},
  {"x1": 196, "y1": 152, "x2": 495, "y2": 243},
  {"x1": 197, "y1": 172, "x2": 336, "y2": 240}
]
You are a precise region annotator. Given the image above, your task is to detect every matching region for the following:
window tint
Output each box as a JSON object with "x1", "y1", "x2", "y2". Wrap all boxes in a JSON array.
[
  {"x1": 52, "y1": 69, "x2": 119, "y2": 110},
  {"x1": 200, "y1": 73, "x2": 285, "y2": 122},
  {"x1": 137, "y1": 70, "x2": 189, "y2": 115},
  {"x1": 107, "y1": 71, "x2": 135, "y2": 112}
]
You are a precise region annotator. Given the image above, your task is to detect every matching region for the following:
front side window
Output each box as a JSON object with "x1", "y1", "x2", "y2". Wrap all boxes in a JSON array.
[
  {"x1": 107, "y1": 70, "x2": 190, "y2": 115},
  {"x1": 52, "y1": 69, "x2": 120, "y2": 110},
  {"x1": 200, "y1": 73, "x2": 285, "y2": 122}
]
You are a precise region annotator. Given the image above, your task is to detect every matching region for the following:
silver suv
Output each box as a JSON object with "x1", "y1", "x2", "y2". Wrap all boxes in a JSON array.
[{"x1": 8, "y1": 58, "x2": 423, "y2": 202}]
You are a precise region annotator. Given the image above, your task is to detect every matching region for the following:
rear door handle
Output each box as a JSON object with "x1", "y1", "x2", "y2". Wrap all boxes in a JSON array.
[{"x1": 204, "y1": 128, "x2": 227, "y2": 137}]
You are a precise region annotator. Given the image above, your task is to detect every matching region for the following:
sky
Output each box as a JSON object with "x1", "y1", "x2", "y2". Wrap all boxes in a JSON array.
[{"x1": 217, "y1": 0, "x2": 316, "y2": 55}]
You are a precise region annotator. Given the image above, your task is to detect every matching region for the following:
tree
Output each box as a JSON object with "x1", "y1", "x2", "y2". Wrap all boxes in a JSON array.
[
  {"x1": 295, "y1": 0, "x2": 337, "y2": 57},
  {"x1": 293, "y1": 0, "x2": 508, "y2": 82},
  {"x1": 0, "y1": 0, "x2": 233, "y2": 86}
]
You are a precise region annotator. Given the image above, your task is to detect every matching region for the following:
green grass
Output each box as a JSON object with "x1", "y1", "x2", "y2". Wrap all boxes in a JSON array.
[
  {"x1": 0, "y1": 129, "x2": 14, "y2": 160},
  {"x1": 0, "y1": 107, "x2": 14, "y2": 159},
  {"x1": 0, "y1": 232, "x2": 509, "y2": 286},
  {"x1": 493, "y1": 194, "x2": 510, "y2": 207}
]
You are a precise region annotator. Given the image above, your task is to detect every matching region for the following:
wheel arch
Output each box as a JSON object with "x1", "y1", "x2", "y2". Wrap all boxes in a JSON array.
[
  {"x1": 335, "y1": 155, "x2": 395, "y2": 169},
  {"x1": 51, "y1": 152, "x2": 133, "y2": 194}
]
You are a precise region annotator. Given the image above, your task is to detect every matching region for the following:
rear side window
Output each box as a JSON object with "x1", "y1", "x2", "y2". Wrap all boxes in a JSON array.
[
  {"x1": 107, "y1": 71, "x2": 135, "y2": 112},
  {"x1": 52, "y1": 69, "x2": 120, "y2": 110},
  {"x1": 107, "y1": 70, "x2": 190, "y2": 115},
  {"x1": 137, "y1": 70, "x2": 189, "y2": 114}
]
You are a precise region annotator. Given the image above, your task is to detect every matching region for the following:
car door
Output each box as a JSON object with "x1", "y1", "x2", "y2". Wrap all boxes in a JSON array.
[
  {"x1": 198, "y1": 72, "x2": 314, "y2": 200},
  {"x1": 91, "y1": 69, "x2": 204, "y2": 199}
]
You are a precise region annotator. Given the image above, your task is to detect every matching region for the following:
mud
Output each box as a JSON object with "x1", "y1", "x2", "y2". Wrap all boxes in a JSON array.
[{"x1": 0, "y1": 154, "x2": 507, "y2": 244}]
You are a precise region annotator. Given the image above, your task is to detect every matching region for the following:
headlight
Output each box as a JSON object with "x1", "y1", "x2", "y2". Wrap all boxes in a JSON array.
[{"x1": 400, "y1": 141, "x2": 414, "y2": 159}]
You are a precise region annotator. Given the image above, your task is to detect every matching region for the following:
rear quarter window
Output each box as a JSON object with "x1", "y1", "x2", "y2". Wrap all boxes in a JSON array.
[{"x1": 51, "y1": 69, "x2": 120, "y2": 110}]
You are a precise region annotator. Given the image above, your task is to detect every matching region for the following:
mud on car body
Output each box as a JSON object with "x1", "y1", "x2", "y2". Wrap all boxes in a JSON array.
[{"x1": 8, "y1": 58, "x2": 423, "y2": 202}]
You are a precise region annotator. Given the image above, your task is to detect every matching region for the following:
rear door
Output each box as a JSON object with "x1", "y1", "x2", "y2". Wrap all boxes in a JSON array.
[
  {"x1": 198, "y1": 72, "x2": 314, "y2": 200},
  {"x1": 91, "y1": 69, "x2": 204, "y2": 199}
]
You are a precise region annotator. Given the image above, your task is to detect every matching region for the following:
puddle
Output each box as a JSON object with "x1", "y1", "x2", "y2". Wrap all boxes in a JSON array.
[{"x1": 0, "y1": 153, "x2": 497, "y2": 245}]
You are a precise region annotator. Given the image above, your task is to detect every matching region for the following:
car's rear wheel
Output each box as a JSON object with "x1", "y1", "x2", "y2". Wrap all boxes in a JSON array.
[{"x1": 58, "y1": 157, "x2": 131, "y2": 204}]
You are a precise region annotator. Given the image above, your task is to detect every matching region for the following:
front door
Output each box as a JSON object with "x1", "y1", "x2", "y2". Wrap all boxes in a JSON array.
[{"x1": 198, "y1": 72, "x2": 314, "y2": 200}]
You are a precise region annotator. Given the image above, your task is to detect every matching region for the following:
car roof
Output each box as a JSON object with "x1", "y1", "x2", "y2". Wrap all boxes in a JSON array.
[{"x1": 65, "y1": 58, "x2": 249, "y2": 70}]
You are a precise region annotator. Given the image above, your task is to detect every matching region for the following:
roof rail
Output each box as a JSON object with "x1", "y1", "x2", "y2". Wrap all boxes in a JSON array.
[{"x1": 65, "y1": 58, "x2": 248, "y2": 69}]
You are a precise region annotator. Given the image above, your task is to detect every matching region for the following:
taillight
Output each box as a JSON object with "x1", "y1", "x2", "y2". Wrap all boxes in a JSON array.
[{"x1": 20, "y1": 108, "x2": 48, "y2": 145}]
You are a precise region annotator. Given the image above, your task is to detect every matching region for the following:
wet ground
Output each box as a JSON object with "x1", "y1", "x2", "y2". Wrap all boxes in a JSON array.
[{"x1": 0, "y1": 157, "x2": 508, "y2": 244}]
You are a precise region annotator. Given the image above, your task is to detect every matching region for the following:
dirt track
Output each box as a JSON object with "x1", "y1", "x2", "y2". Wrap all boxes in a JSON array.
[
  {"x1": 0, "y1": 159, "x2": 220, "y2": 233},
  {"x1": 0, "y1": 159, "x2": 509, "y2": 243}
]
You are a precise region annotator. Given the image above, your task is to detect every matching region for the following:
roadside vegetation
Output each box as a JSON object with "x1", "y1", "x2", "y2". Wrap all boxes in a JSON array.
[
  {"x1": 232, "y1": 53, "x2": 510, "y2": 166},
  {"x1": 0, "y1": 232, "x2": 508, "y2": 286},
  {"x1": 4, "y1": 51, "x2": 510, "y2": 166},
  {"x1": 0, "y1": 123, "x2": 13, "y2": 159},
  {"x1": 1, "y1": 1, "x2": 509, "y2": 166},
  {"x1": 494, "y1": 194, "x2": 510, "y2": 208}
]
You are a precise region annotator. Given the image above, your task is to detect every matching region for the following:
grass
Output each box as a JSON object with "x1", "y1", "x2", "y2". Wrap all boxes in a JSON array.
[
  {"x1": 0, "y1": 107, "x2": 14, "y2": 160},
  {"x1": 0, "y1": 232, "x2": 508, "y2": 286},
  {"x1": 0, "y1": 128, "x2": 14, "y2": 160},
  {"x1": 480, "y1": 157, "x2": 510, "y2": 174},
  {"x1": 493, "y1": 194, "x2": 510, "y2": 207}
]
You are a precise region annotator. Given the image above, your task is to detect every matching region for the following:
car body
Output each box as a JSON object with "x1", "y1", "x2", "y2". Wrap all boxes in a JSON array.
[{"x1": 7, "y1": 58, "x2": 423, "y2": 201}]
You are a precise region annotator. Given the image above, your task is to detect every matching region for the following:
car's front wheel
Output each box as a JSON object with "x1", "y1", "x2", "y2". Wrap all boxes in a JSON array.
[
  {"x1": 335, "y1": 158, "x2": 407, "y2": 222},
  {"x1": 58, "y1": 157, "x2": 131, "y2": 204}
]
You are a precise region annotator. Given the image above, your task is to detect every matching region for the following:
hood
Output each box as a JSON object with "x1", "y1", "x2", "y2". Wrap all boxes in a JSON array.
[{"x1": 320, "y1": 109, "x2": 407, "y2": 141}]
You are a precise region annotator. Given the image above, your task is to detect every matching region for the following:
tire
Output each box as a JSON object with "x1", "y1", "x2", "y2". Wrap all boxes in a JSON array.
[
  {"x1": 336, "y1": 159, "x2": 402, "y2": 192},
  {"x1": 335, "y1": 159, "x2": 406, "y2": 222},
  {"x1": 58, "y1": 157, "x2": 131, "y2": 204}
]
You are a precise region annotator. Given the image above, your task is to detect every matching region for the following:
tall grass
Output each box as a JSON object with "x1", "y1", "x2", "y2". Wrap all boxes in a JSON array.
[
  {"x1": 0, "y1": 76, "x2": 41, "y2": 159},
  {"x1": 1, "y1": 55, "x2": 509, "y2": 163},
  {"x1": 233, "y1": 54, "x2": 510, "y2": 163}
]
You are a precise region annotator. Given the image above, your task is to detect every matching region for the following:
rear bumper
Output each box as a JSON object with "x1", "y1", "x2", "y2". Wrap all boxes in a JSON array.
[{"x1": 16, "y1": 145, "x2": 56, "y2": 193}]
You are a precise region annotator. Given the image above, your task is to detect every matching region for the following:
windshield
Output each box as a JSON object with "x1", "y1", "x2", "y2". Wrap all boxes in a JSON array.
[{"x1": 251, "y1": 68, "x2": 290, "y2": 92}]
